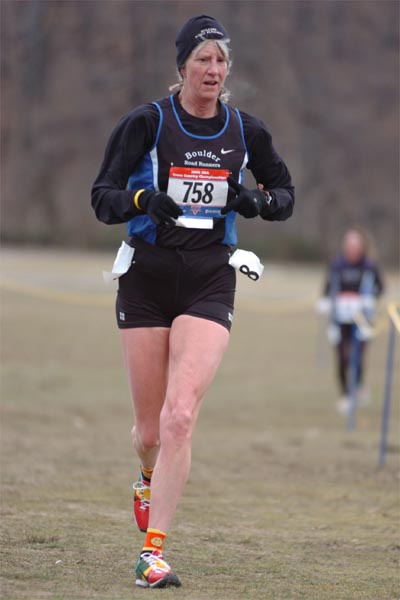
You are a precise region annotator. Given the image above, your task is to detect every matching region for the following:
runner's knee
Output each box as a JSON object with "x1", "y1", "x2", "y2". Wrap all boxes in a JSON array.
[
  {"x1": 160, "y1": 406, "x2": 195, "y2": 446},
  {"x1": 131, "y1": 425, "x2": 160, "y2": 453}
]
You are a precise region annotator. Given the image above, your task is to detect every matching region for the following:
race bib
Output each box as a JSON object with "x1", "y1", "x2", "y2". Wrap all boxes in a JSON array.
[
  {"x1": 167, "y1": 167, "x2": 229, "y2": 220},
  {"x1": 334, "y1": 292, "x2": 362, "y2": 323}
]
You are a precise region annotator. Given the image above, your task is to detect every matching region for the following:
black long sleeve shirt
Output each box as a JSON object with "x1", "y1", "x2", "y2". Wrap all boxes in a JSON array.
[{"x1": 92, "y1": 95, "x2": 294, "y2": 232}]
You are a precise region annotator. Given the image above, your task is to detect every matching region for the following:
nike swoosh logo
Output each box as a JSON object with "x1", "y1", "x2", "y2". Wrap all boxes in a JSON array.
[{"x1": 221, "y1": 148, "x2": 235, "y2": 155}]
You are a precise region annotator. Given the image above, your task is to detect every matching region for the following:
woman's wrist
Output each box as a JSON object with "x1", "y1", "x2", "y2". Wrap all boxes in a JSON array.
[{"x1": 133, "y1": 189, "x2": 146, "y2": 211}]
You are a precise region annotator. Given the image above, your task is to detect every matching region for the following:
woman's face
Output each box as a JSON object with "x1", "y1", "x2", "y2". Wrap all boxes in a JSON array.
[
  {"x1": 342, "y1": 231, "x2": 365, "y2": 263},
  {"x1": 181, "y1": 41, "x2": 228, "y2": 104}
]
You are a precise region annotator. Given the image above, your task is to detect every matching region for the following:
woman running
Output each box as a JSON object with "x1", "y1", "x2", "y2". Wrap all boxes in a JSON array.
[{"x1": 92, "y1": 14, "x2": 294, "y2": 588}]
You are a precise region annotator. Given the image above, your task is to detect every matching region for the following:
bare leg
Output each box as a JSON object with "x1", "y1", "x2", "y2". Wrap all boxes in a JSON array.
[
  {"x1": 121, "y1": 327, "x2": 170, "y2": 470},
  {"x1": 148, "y1": 315, "x2": 230, "y2": 532}
]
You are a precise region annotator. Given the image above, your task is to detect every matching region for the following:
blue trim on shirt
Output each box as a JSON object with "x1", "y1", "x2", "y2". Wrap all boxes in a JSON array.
[
  {"x1": 151, "y1": 102, "x2": 163, "y2": 147},
  {"x1": 235, "y1": 108, "x2": 248, "y2": 155},
  {"x1": 124, "y1": 103, "x2": 164, "y2": 242},
  {"x1": 170, "y1": 95, "x2": 230, "y2": 140},
  {"x1": 126, "y1": 157, "x2": 157, "y2": 242},
  {"x1": 126, "y1": 154, "x2": 157, "y2": 242},
  {"x1": 221, "y1": 210, "x2": 237, "y2": 246}
]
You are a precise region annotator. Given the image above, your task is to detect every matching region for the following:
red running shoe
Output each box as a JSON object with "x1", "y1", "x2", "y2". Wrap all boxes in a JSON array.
[
  {"x1": 135, "y1": 550, "x2": 181, "y2": 588},
  {"x1": 133, "y1": 480, "x2": 150, "y2": 533}
]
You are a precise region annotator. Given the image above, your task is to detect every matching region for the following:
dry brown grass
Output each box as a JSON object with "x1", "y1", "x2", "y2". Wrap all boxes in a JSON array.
[{"x1": 1, "y1": 248, "x2": 399, "y2": 599}]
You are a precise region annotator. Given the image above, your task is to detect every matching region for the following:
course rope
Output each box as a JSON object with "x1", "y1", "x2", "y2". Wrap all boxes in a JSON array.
[
  {"x1": 0, "y1": 278, "x2": 397, "y2": 323},
  {"x1": 0, "y1": 280, "x2": 112, "y2": 308},
  {"x1": 0, "y1": 278, "x2": 315, "y2": 315}
]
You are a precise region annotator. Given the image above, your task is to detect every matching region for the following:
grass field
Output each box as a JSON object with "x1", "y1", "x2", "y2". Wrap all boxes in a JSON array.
[{"x1": 1, "y1": 247, "x2": 399, "y2": 600}]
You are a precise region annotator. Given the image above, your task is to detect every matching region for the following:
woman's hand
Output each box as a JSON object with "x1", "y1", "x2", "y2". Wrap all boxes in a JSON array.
[
  {"x1": 139, "y1": 191, "x2": 183, "y2": 225},
  {"x1": 221, "y1": 177, "x2": 276, "y2": 219}
]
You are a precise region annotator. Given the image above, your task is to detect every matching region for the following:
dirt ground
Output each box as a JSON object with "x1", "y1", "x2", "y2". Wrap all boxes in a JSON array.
[{"x1": 1, "y1": 247, "x2": 399, "y2": 600}]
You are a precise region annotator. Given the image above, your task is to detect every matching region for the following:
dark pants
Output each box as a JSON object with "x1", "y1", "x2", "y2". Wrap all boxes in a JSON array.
[{"x1": 336, "y1": 324, "x2": 366, "y2": 395}]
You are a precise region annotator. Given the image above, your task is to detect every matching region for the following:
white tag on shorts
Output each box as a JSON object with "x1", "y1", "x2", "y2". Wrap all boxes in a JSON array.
[
  {"x1": 167, "y1": 166, "x2": 229, "y2": 228},
  {"x1": 103, "y1": 241, "x2": 135, "y2": 284},
  {"x1": 229, "y1": 249, "x2": 264, "y2": 282}
]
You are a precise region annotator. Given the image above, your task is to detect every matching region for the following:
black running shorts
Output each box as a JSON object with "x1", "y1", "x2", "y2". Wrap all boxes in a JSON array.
[{"x1": 116, "y1": 239, "x2": 236, "y2": 331}]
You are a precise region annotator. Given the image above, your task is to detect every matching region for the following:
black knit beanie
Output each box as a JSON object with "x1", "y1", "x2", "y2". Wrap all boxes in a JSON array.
[{"x1": 175, "y1": 15, "x2": 229, "y2": 69}]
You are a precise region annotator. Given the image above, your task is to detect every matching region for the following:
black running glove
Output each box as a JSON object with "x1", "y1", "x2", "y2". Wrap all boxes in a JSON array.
[
  {"x1": 221, "y1": 177, "x2": 275, "y2": 219},
  {"x1": 138, "y1": 190, "x2": 183, "y2": 225}
]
